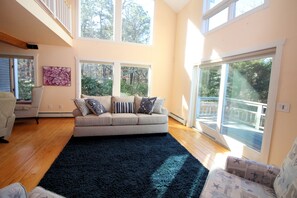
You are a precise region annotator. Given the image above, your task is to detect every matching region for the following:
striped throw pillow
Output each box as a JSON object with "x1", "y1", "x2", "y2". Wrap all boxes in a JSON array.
[{"x1": 114, "y1": 102, "x2": 134, "y2": 113}]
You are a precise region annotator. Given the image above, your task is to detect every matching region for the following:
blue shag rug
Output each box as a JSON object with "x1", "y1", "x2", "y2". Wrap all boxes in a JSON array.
[{"x1": 39, "y1": 134, "x2": 209, "y2": 197}]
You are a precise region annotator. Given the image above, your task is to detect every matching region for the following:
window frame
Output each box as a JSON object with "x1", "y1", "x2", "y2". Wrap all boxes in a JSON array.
[
  {"x1": 120, "y1": 63, "x2": 151, "y2": 97},
  {"x1": 202, "y1": 0, "x2": 269, "y2": 33},
  {"x1": 80, "y1": 60, "x2": 115, "y2": 96},
  {"x1": 77, "y1": 0, "x2": 155, "y2": 45},
  {"x1": 75, "y1": 57, "x2": 152, "y2": 98},
  {"x1": 0, "y1": 54, "x2": 37, "y2": 100},
  {"x1": 189, "y1": 40, "x2": 285, "y2": 163}
]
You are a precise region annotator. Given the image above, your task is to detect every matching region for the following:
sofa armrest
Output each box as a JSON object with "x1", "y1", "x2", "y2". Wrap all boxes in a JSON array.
[
  {"x1": 161, "y1": 107, "x2": 168, "y2": 116},
  {"x1": 225, "y1": 156, "x2": 280, "y2": 188},
  {"x1": 72, "y1": 109, "x2": 82, "y2": 117}
]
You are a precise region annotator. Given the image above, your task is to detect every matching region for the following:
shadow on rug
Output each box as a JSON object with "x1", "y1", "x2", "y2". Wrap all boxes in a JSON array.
[{"x1": 39, "y1": 134, "x2": 209, "y2": 198}]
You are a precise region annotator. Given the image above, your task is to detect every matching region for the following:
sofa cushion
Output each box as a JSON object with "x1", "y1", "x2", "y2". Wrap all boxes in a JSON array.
[
  {"x1": 137, "y1": 113, "x2": 168, "y2": 125},
  {"x1": 112, "y1": 114, "x2": 138, "y2": 126},
  {"x1": 274, "y1": 138, "x2": 297, "y2": 197},
  {"x1": 201, "y1": 169, "x2": 276, "y2": 198},
  {"x1": 135, "y1": 96, "x2": 164, "y2": 114},
  {"x1": 82, "y1": 95, "x2": 112, "y2": 112},
  {"x1": 152, "y1": 98, "x2": 165, "y2": 114},
  {"x1": 75, "y1": 113, "x2": 112, "y2": 126},
  {"x1": 138, "y1": 97, "x2": 157, "y2": 114},
  {"x1": 134, "y1": 95, "x2": 142, "y2": 113},
  {"x1": 85, "y1": 99, "x2": 106, "y2": 115},
  {"x1": 73, "y1": 98, "x2": 90, "y2": 116},
  {"x1": 114, "y1": 102, "x2": 134, "y2": 113},
  {"x1": 111, "y1": 96, "x2": 134, "y2": 113}
]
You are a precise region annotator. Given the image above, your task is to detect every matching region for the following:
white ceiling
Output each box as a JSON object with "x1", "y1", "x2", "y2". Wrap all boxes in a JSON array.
[
  {"x1": 163, "y1": 0, "x2": 190, "y2": 13},
  {"x1": 0, "y1": 0, "x2": 70, "y2": 46}
]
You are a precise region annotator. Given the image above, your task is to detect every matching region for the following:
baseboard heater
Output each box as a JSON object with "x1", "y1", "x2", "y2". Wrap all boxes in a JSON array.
[
  {"x1": 39, "y1": 112, "x2": 74, "y2": 118},
  {"x1": 169, "y1": 112, "x2": 186, "y2": 125}
]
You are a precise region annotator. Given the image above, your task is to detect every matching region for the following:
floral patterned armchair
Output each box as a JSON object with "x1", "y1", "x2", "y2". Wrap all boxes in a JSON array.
[{"x1": 201, "y1": 137, "x2": 297, "y2": 198}]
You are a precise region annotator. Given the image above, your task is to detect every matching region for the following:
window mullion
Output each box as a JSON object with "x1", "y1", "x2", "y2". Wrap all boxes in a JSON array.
[
  {"x1": 229, "y1": 1, "x2": 236, "y2": 20},
  {"x1": 203, "y1": 0, "x2": 233, "y2": 19},
  {"x1": 114, "y1": 0, "x2": 122, "y2": 42},
  {"x1": 113, "y1": 62, "x2": 121, "y2": 96}
]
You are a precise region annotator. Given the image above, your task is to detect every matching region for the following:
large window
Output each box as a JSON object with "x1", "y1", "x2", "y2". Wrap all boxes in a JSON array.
[
  {"x1": 194, "y1": 47, "x2": 279, "y2": 162},
  {"x1": 0, "y1": 55, "x2": 35, "y2": 100},
  {"x1": 80, "y1": 62, "x2": 113, "y2": 96},
  {"x1": 78, "y1": 61, "x2": 150, "y2": 97},
  {"x1": 122, "y1": 0, "x2": 154, "y2": 44},
  {"x1": 79, "y1": 0, "x2": 154, "y2": 44},
  {"x1": 121, "y1": 65, "x2": 149, "y2": 96},
  {"x1": 203, "y1": 0, "x2": 266, "y2": 32},
  {"x1": 79, "y1": 0, "x2": 114, "y2": 40}
]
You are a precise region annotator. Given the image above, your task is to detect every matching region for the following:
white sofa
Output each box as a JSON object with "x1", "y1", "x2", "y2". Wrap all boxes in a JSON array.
[{"x1": 72, "y1": 95, "x2": 168, "y2": 137}]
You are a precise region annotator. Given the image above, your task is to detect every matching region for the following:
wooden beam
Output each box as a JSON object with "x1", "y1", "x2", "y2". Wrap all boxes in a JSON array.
[{"x1": 0, "y1": 32, "x2": 27, "y2": 49}]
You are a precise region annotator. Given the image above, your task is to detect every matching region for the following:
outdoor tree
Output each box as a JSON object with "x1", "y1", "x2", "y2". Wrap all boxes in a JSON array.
[
  {"x1": 122, "y1": 0, "x2": 151, "y2": 44},
  {"x1": 199, "y1": 58, "x2": 272, "y2": 104},
  {"x1": 80, "y1": 0, "x2": 114, "y2": 39},
  {"x1": 80, "y1": 0, "x2": 152, "y2": 96},
  {"x1": 227, "y1": 58, "x2": 272, "y2": 103}
]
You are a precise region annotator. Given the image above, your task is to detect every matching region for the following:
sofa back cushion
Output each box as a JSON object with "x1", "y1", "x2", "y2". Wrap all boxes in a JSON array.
[
  {"x1": 111, "y1": 96, "x2": 134, "y2": 113},
  {"x1": 73, "y1": 98, "x2": 90, "y2": 116},
  {"x1": 85, "y1": 99, "x2": 107, "y2": 115},
  {"x1": 114, "y1": 102, "x2": 134, "y2": 113},
  {"x1": 82, "y1": 95, "x2": 112, "y2": 112},
  {"x1": 135, "y1": 95, "x2": 165, "y2": 114},
  {"x1": 274, "y1": 138, "x2": 297, "y2": 197}
]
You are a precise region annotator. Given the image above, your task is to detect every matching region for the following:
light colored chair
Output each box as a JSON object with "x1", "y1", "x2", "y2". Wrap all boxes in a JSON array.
[
  {"x1": 0, "y1": 92, "x2": 16, "y2": 143},
  {"x1": 15, "y1": 86, "x2": 44, "y2": 124},
  {"x1": 0, "y1": 183, "x2": 64, "y2": 198},
  {"x1": 200, "y1": 137, "x2": 297, "y2": 198}
]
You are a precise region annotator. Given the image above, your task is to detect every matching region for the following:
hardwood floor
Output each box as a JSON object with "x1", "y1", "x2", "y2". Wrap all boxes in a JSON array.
[{"x1": 0, "y1": 117, "x2": 229, "y2": 191}]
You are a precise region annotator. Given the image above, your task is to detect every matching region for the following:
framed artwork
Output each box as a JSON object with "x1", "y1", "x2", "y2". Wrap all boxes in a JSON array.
[{"x1": 43, "y1": 66, "x2": 71, "y2": 86}]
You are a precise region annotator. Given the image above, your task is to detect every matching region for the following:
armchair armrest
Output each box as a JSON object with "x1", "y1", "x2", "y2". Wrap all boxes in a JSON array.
[{"x1": 225, "y1": 156, "x2": 280, "y2": 188}]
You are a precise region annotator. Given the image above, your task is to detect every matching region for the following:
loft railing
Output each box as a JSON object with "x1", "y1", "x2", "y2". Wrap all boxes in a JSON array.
[
  {"x1": 197, "y1": 97, "x2": 266, "y2": 131},
  {"x1": 39, "y1": 0, "x2": 72, "y2": 34}
]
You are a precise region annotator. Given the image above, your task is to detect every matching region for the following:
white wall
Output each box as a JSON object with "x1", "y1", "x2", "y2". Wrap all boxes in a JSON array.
[{"x1": 0, "y1": 0, "x2": 176, "y2": 113}]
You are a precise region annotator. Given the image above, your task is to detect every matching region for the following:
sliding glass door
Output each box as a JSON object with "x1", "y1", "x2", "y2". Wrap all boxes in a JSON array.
[{"x1": 196, "y1": 56, "x2": 274, "y2": 161}]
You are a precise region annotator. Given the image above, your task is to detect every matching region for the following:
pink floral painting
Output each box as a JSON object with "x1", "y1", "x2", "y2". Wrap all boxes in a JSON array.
[{"x1": 43, "y1": 66, "x2": 71, "y2": 86}]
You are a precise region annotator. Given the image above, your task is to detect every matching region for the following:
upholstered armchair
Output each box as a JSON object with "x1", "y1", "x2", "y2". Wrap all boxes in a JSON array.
[
  {"x1": 15, "y1": 86, "x2": 44, "y2": 124},
  {"x1": 200, "y1": 138, "x2": 297, "y2": 197},
  {"x1": 0, "y1": 92, "x2": 16, "y2": 143}
]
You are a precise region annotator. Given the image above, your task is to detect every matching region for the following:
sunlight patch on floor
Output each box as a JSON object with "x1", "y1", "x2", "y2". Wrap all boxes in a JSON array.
[{"x1": 151, "y1": 154, "x2": 188, "y2": 197}]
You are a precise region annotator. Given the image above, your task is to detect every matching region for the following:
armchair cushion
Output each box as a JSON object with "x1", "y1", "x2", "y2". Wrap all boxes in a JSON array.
[
  {"x1": 200, "y1": 168, "x2": 276, "y2": 198},
  {"x1": 274, "y1": 138, "x2": 297, "y2": 197},
  {"x1": 226, "y1": 156, "x2": 280, "y2": 188},
  {"x1": 0, "y1": 92, "x2": 16, "y2": 138}
]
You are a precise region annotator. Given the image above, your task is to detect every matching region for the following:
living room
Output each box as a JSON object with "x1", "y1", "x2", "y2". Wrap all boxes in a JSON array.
[{"x1": 0, "y1": 0, "x2": 297, "y2": 197}]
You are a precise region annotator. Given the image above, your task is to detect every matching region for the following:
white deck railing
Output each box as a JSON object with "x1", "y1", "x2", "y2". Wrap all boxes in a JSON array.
[
  {"x1": 197, "y1": 97, "x2": 266, "y2": 130},
  {"x1": 39, "y1": 0, "x2": 72, "y2": 33}
]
